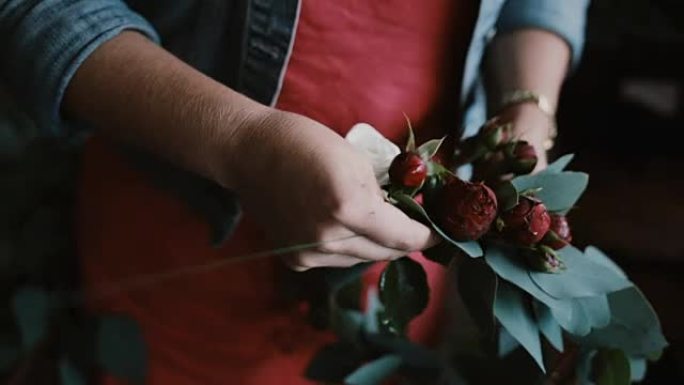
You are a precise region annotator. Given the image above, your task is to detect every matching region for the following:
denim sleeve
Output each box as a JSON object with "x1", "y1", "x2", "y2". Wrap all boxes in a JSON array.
[
  {"x1": 496, "y1": 0, "x2": 591, "y2": 68},
  {"x1": 0, "y1": 0, "x2": 160, "y2": 136}
]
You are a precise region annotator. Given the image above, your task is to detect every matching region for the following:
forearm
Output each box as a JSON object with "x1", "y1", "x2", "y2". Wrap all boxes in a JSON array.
[
  {"x1": 485, "y1": 28, "x2": 571, "y2": 115},
  {"x1": 484, "y1": 29, "x2": 571, "y2": 168},
  {"x1": 63, "y1": 31, "x2": 268, "y2": 188}
]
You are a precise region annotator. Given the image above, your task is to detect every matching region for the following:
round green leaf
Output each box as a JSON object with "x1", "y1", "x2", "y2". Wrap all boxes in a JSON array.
[
  {"x1": 345, "y1": 354, "x2": 402, "y2": 385},
  {"x1": 529, "y1": 246, "x2": 632, "y2": 299},
  {"x1": 593, "y1": 349, "x2": 631, "y2": 385},
  {"x1": 579, "y1": 287, "x2": 668, "y2": 357},
  {"x1": 484, "y1": 245, "x2": 589, "y2": 336},
  {"x1": 12, "y1": 286, "x2": 50, "y2": 351},
  {"x1": 97, "y1": 315, "x2": 147, "y2": 385},
  {"x1": 628, "y1": 356, "x2": 647, "y2": 382},
  {"x1": 511, "y1": 171, "x2": 588, "y2": 213},
  {"x1": 379, "y1": 257, "x2": 429, "y2": 335},
  {"x1": 533, "y1": 302, "x2": 564, "y2": 352},
  {"x1": 59, "y1": 357, "x2": 87, "y2": 385},
  {"x1": 544, "y1": 154, "x2": 575, "y2": 173}
]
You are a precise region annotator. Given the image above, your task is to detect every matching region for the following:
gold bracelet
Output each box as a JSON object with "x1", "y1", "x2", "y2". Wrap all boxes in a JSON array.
[{"x1": 498, "y1": 90, "x2": 557, "y2": 150}]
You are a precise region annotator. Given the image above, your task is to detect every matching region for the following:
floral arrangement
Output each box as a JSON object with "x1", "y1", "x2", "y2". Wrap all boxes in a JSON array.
[{"x1": 305, "y1": 120, "x2": 668, "y2": 385}]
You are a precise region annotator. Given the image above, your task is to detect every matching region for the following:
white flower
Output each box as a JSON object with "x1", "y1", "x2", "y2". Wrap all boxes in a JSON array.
[{"x1": 345, "y1": 123, "x2": 400, "y2": 186}]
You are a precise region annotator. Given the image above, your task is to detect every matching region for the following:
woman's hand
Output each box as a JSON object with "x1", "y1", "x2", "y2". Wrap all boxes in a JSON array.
[
  {"x1": 223, "y1": 109, "x2": 438, "y2": 270},
  {"x1": 496, "y1": 103, "x2": 552, "y2": 172},
  {"x1": 64, "y1": 32, "x2": 436, "y2": 271}
]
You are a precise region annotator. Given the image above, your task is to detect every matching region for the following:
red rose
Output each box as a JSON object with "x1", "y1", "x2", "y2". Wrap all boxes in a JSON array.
[
  {"x1": 501, "y1": 196, "x2": 551, "y2": 246},
  {"x1": 479, "y1": 117, "x2": 510, "y2": 149},
  {"x1": 506, "y1": 141, "x2": 538, "y2": 174},
  {"x1": 543, "y1": 214, "x2": 573, "y2": 250},
  {"x1": 388, "y1": 152, "x2": 428, "y2": 188},
  {"x1": 434, "y1": 175, "x2": 498, "y2": 241}
]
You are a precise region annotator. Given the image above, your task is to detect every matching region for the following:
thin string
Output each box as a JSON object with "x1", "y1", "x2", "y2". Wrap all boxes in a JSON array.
[{"x1": 64, "y1": 234, "x2": 361, "y2": 306}]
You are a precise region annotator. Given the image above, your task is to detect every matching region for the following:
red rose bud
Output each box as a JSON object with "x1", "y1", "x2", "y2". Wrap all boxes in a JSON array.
[
  {"x1": 435, "y1": 176, "x2": 498, "y2": 241},
  {"x1": 543, "y1": 214, "x2": 573, "y2": 250},
  {"x1": 524, "y1": 245, "x2": 565, "y2": 274},
  {"x1": 479, "y1": 118, "x2": 511, "y2": 149},
  {"x1": 507, "y1": 141, "x2": 538, "y2": 174},
  {"x1": 501, "y1": 196, "x2": 551, "y2": 246},
  {"x1": 389, "y1": 152, "x2": 428, "y2": 188}
]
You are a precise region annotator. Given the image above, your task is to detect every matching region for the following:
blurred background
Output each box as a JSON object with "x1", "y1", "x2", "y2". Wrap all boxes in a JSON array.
[
  {"x1": 1, "y1": 0, "x2": 683, "y2": 383},
  {"x1": 556, "y1": 0, "x2": 684, "y2": 383}
]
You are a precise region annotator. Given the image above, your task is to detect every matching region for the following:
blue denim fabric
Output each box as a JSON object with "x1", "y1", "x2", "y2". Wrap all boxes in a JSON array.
[{"x1": 0, "y1": 0, "x2": 590, "y2": 244}]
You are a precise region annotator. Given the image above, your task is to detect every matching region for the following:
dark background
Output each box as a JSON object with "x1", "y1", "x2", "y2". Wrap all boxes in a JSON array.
[
  {"x1": 0, "y1": 0, "x2": 683, "y2": 383},
  {"x1": 556, "y1": 0, "x2": 684, "y2": 382}
]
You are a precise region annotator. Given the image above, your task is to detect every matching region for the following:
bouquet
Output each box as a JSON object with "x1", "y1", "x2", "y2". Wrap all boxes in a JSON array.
[{"x1": 305, "y1": 120, "x2": 668, "y2": 385}]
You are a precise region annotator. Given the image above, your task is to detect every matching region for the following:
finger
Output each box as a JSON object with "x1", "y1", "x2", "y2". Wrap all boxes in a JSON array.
[
  {"x1": 343, "y1": 199, "x2": 439, "y2": 252},
  {"x1": 283, "y1": 252, "x2": 369, "y2": 271},
  {"x1": 322, "y1": 234, "x2": 409, "y2": 261}
]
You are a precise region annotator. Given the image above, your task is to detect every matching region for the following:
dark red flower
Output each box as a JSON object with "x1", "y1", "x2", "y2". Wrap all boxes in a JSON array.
[
  {"x1": 501, "y1": 196, "x2": 551, "y2": 246},
  {"x1": 543, "y1": 214, "x2": 573, "y2": 250},
  {"x1": 507, "y1": 141, "x2": 538, "y2": 174},
  {"x1": 479, "y1": 117, "x2": 511, "y2": 149},
  {"x1": 389, "y1": 152, "x2": 428, "y2": 188},
  {"x1": 434, "y1": 175, "x2": 498, "y2": 241}
]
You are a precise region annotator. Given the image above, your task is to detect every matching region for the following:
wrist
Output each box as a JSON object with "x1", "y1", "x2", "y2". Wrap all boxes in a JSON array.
[
  {"x1": 207, "y1": 94, "x2": 272, "y2": 190},
  {"x1": 494, "y1": 90, "x2": 557, "y2": 151}
]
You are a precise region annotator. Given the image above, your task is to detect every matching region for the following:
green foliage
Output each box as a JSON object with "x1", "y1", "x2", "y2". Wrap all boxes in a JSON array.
[
  {"x1": 378, "y1": 257, "x2": 429, "y2": 335},
  {"x1": 494, "y1": 281, "x2": 545, "y2": 371},
  {"x1": 345, "y1": 355, "x2": 402, "y2": 385},
  {"x1": 511, "y1": 171, "x2": 588, "y2": 213},
  {"x1": 594, "y1": 349, "x2": 631, "y2": 385},
  {"x1": 12, "y1": 286, "x2": 50, "y2": 350},
  {"x1": 97, "y1": 316, "x2": 147, "y2": 385}
]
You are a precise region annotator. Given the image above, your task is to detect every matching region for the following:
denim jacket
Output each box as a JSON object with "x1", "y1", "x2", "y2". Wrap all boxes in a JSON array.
[{"x1": 0, "y1": 0, "x2": 590, "y2": 244}]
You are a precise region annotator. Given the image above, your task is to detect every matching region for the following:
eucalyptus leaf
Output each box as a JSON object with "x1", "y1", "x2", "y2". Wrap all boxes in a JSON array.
[
  {"x1": 498, "y1": 327, "x2": 520, "y2": 357},
  {"x1": 529, "y1": 246, "x2": 632, "y2": 299},
  {"x1": 593, "y1": 349, "x2": 631, "y2": 385},
  {"x1": 97, "y1": 315, "x2": 147, "y2": 385},
  {"x1": 305, "y1": 343, "x2": 365, "y2": 383},
  {"x1": 551, "y1": 299, "x2": 591, "y2": 337},
  {"x1": 533, "y1": 302, "x2": 564, "y2": 351},
  {"x1": 578, "y1": 295, "x2": 611, "y2": 330},
  {"x1": 345, "y1": 354, "x2": 403, "y2": 385},
  {"x1": 511, "y1": 171, "x2": 588, "y2": 213},
  {"x1": 485, "y1": 246, "x2": 569, "y2": 314},
  {"x1": 364, "y1": 333, "x2": 441, "y2": 369},
  {"x1": 628, "y1": 356, "x2": 647, "y2": 382},
  {"x1": 483, "y1": 245, "x2": 588, "y2": 336},
  {"x1": 576, "y1": 349, "x2": 598, "y2": 385},
  {"x1": 363, "y1": 289, "x2": 383, "y2": 334},
  {"x1": 544, "y1": 154, "x2": 575, "y2": 174},
  {"x1": 391, "y1": 191, "x2": 483, "y2": 257},
  {"x1": 494, "y1": 280, "x2": 545, "y2": 372},
  {"x1": 579, "y1": 287, "x2": 668, "y2": 357},
  {"x1": 12, "y1": 286, "x2": 50, "y2": 350},
  {"x1": 330, "y1": 301, "x2": 364, "y2": 344},
  {"x1": 379, "y1": 257, "x2": 429, "y2": 335},
  {"x1": 584, "y1": 246, "x2": 627, "y2": 279},
  {"x1": 59, "y1": 357, "x2": 87, "y2": 385}
]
